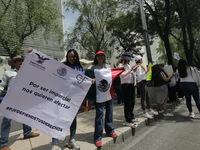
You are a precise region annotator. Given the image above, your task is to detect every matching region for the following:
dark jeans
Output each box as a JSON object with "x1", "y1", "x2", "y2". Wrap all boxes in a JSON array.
[
  {"x1": 137, "y1": 80, "x2": 150, "y2": 110},
  {"x1": 121, "y1": 84, "x2": 135, "y2": 122},
  {"x1": 0, "y1": 117, "x2": 32, "y2": 147},
  {"x1": 94, "y1": 100, "x2": 114, "y2": 141},
  {"x1": 177, "y1": 79, "x2": 184, "y2": 98},
  {"x1": 114, "y1": 86, "x2": 123, "y2": 104},
  {"x1": 168, "y1": 85, "x2": 178, "y2": 102},
  {"x1": 52, "y1": 117, "x2": 77, "y2": 145},
  {"x1": 180, "y1": 82, "x2": 200, "y2": 112}
]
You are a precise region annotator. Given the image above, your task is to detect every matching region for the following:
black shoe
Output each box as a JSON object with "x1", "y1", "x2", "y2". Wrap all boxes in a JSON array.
[{"x1": 24, "y1": 133, "x2": 40, "y2": 139}]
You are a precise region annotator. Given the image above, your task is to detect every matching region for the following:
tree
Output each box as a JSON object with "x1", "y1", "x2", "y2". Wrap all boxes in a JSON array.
[
  {"x1": 0, "y1": 0, "x2": 63, "y2": 59},
  {"x1": 64, "y1": 0, "x2": 119, "y2": 59},
  {"x1": 143, "y1": 0, "x2": 200, "y2": 67},
  {"x1": 172, "y1": 0, "x2": 200, "y2": 66},
  {"x1": 156, "y1": 36, "x2": 185, "y2": 66},
  {"x1": 143, "y1": 0, "x2": 175, "y2": 66},
  {"x1": 106, "y1": 10, "x2": 145, "y2": 56}
]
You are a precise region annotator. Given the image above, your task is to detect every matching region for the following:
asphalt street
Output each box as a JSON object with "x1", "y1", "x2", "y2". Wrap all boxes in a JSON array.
[
  {"x1": 1, "y1": 97, "x2": 199, "y2": 150},
  {"x1": 119, "y1": 100, "x2": 200, "y2": 150}
]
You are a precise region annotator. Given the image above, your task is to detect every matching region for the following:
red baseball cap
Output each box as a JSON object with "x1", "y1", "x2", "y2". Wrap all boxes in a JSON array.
[{"x1": 95, "y1": 50, "x2": 105, "y2": 56}]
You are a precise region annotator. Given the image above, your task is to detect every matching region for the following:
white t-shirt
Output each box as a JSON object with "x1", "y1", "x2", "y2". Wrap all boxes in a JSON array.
[
  {"x1": 118, "y1": 64, "x2": 134, "y2": 84},
  {"x1": 0, "y1": 69, "x2": 17, "y2": 91},
  {"x1": 135, "y1": 66, "x2": 147, "y2": 83},
  {"x1": 179, "y1": 67, "x2": 195, "y2": 83}
]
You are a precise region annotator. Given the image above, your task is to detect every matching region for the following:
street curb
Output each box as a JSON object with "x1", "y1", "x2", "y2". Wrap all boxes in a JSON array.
[{"x1": 93, "y1": 98, "x2": 184, "y2": 150}]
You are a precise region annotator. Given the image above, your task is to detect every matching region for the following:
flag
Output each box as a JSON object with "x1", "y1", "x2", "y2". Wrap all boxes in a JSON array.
[{"x1": 85, "y1": 67, "x2": 124, "y2": 103}]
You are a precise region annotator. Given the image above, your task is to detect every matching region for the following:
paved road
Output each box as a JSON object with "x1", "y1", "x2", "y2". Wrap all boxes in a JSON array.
[
  {"x1": 1, "y1": 98, "x2": 197, "y2": 150},
  {"x1": 118, "y1": 101, "x2": 200, "y2": 150}
]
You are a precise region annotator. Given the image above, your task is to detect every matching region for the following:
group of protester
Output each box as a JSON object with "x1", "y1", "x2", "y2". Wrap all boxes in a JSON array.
[{"x1": 0, "y1": 49, "x2": 199, "y2": 150}]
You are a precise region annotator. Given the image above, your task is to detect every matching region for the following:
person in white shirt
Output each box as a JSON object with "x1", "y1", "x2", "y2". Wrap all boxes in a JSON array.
[
  {"x1": 118, "y1": 52, "x2": 139, "y2": 128},
  {"x1": 177, "y1": 59, "x2": 200, "y2": 118},
  {"x1": 0, "y1": 56, "x2": 40, "y2": 150},
  {"x1": 134, "y1": 56, "x2": 158, "y2": 119}
]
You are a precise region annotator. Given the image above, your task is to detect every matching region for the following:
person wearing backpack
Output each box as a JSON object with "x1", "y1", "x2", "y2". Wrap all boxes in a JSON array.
[{"x1": 150, "y1": 64, "x2": 175, "y2": 116}]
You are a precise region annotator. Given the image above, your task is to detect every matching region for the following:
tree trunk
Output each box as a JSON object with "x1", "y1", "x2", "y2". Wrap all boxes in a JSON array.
[{"x1": 163, "y1": 36, "x2": 174, "y2": 66}]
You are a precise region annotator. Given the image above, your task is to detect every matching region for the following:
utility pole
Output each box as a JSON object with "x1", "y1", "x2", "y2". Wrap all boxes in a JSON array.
[{"x1": 139, "y1": 0, "x2": 152, "y2": 63}]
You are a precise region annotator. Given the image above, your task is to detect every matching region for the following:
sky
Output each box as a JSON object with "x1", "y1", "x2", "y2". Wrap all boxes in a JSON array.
[{"x1": 62, "y1": 5, "x2": 79, "y2": 33}]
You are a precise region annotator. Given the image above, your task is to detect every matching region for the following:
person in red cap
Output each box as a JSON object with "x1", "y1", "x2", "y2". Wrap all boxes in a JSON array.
[{"x1": 91, "y1": 50, "x2": 118, "y2": 147}]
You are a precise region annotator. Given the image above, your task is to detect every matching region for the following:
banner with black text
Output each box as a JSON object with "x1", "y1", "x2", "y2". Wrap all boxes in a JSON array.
[{"x1": 0, "y1": 50, "x2": 92, "y2": 139}]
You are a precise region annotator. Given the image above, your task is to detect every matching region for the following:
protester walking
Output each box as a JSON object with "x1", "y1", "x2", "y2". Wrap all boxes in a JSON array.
[
  {"x1": 91, "y1": 50, "x2": 118, "y2": 148},
  {"x1": 118, "y1": 52, "x2": 139, "y2": 127},
  {"x1": 148, "y1": 64, "x2": 175, "y2": 116},
  {"x1": 0, "y1": 56, "x2": 40, "y2": 150},
  {"x1": 177, "y1": 59, "x2": 200, "y2": 118},
  {"x1": 134, "y1": 56, "x2": 158, "y2": 118},
  {"x1": 51, "y1": 49, "x2": 82, "y2": 150}
]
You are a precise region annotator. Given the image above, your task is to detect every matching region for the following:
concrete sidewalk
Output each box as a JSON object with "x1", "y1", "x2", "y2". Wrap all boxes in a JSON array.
[{"x1": 1, "y1": 98, "x2": 180, "y2": 150}]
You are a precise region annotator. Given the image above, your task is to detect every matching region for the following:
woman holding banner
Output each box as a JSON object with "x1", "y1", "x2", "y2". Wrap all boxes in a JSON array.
[
  {"x1": 51, "y1": 49, "x2": 83, "y2": 150},
  {"x1": 91, "y1": 50, "x2": 118, "y2": 148}
]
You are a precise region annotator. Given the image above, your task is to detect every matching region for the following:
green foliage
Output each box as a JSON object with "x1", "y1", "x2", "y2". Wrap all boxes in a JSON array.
[
  {"x1": 64, "y1": 0, "x2": 119, "y2": 59},
  {"x1": 156, "y1": 37, "x2": 185, "y2": 66},
  {"x1": 0, "y1": 0, "x2": 63, "y2": 58},
  {"x1": 64, "y1": 0, "x2": 200, "y2": 65},
  {"x1": 144, "y1": 0, "x2": 200, "y2": 66},
  {"x1": 170, "y1": 0, "x2": 200, "y2": 66},
  {"x1": 106, "y1": 10, "x2": 146, "y2": 55}
]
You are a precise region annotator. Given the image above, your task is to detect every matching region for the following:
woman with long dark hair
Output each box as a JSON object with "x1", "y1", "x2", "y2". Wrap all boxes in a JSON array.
[
  {"x1": 52, "y1": 49, "x2": 82, "y2": 150},
  {"x1": 178, "y1": 59, "x2": 200, "y2": 118},
  {"x1": 150, "y1": 64, "x2": 174, "y2": 116}
]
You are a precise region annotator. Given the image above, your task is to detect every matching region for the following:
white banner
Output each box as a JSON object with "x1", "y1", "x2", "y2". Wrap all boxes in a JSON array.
[
  {"x1": 163, "y1": 65, "x2": 176, "y2": 84},
  {"x1": 0, "y1": 50, "x2": 92, "y2": 139}
]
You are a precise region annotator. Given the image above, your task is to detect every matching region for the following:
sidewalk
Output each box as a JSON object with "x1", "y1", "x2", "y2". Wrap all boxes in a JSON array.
[{"x1": 2, "y1": 98, "x2": 181, "y2": 150}]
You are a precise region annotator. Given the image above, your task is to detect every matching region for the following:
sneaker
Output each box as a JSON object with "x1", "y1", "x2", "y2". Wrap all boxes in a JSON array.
[
  {"x1": 189, "y1": 112, "x2": 195, "y2": 118},
  {"x1": 148, "y1": 110, "x2": 159, "y2": 115},
  {"x1": 123, "y1": 122, "x2": 138, "y2": 128},
  {"x1": 143, "y1": 113, "x2": 153, "y2": 119},
  {"x1": 178, "y1": 97, "x2": 183, "y2": 101},
  {"x1": 95, "y1": 141, "x2": 102, "y2": 147},
  {"x1": 131, "y1": 118, "x2": 139, "y2": 123},
  {"x1": 163, "y1": 113, "x2": 174, "y2": 117},
  {"x1": 109, "y1": 133, "x2": 118, "y2": 138},
  {"x1": 67, "y1": 139, "x2": 80, "y2": 150},
  {"x1": 158, "y1": 110, "x2": 164, "y2": 114},
  {"x1": 51, "y1": 146, "x2": 61, "y2": 150}
]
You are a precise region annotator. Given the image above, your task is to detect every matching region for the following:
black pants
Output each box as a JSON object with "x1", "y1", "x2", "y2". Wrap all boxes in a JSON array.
[
  {"x1": 168, "y1": 85, "x2": 177, "y2": 102},
  {"x1": 114, "y1": 86, "x2": 123, "y2": 104},
  {"x1": 121, "y1": 84, "x2": 135, "y2": 122},
  {"x1": 137, "y1": 80, "x2": 150, "y2": 110}
]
